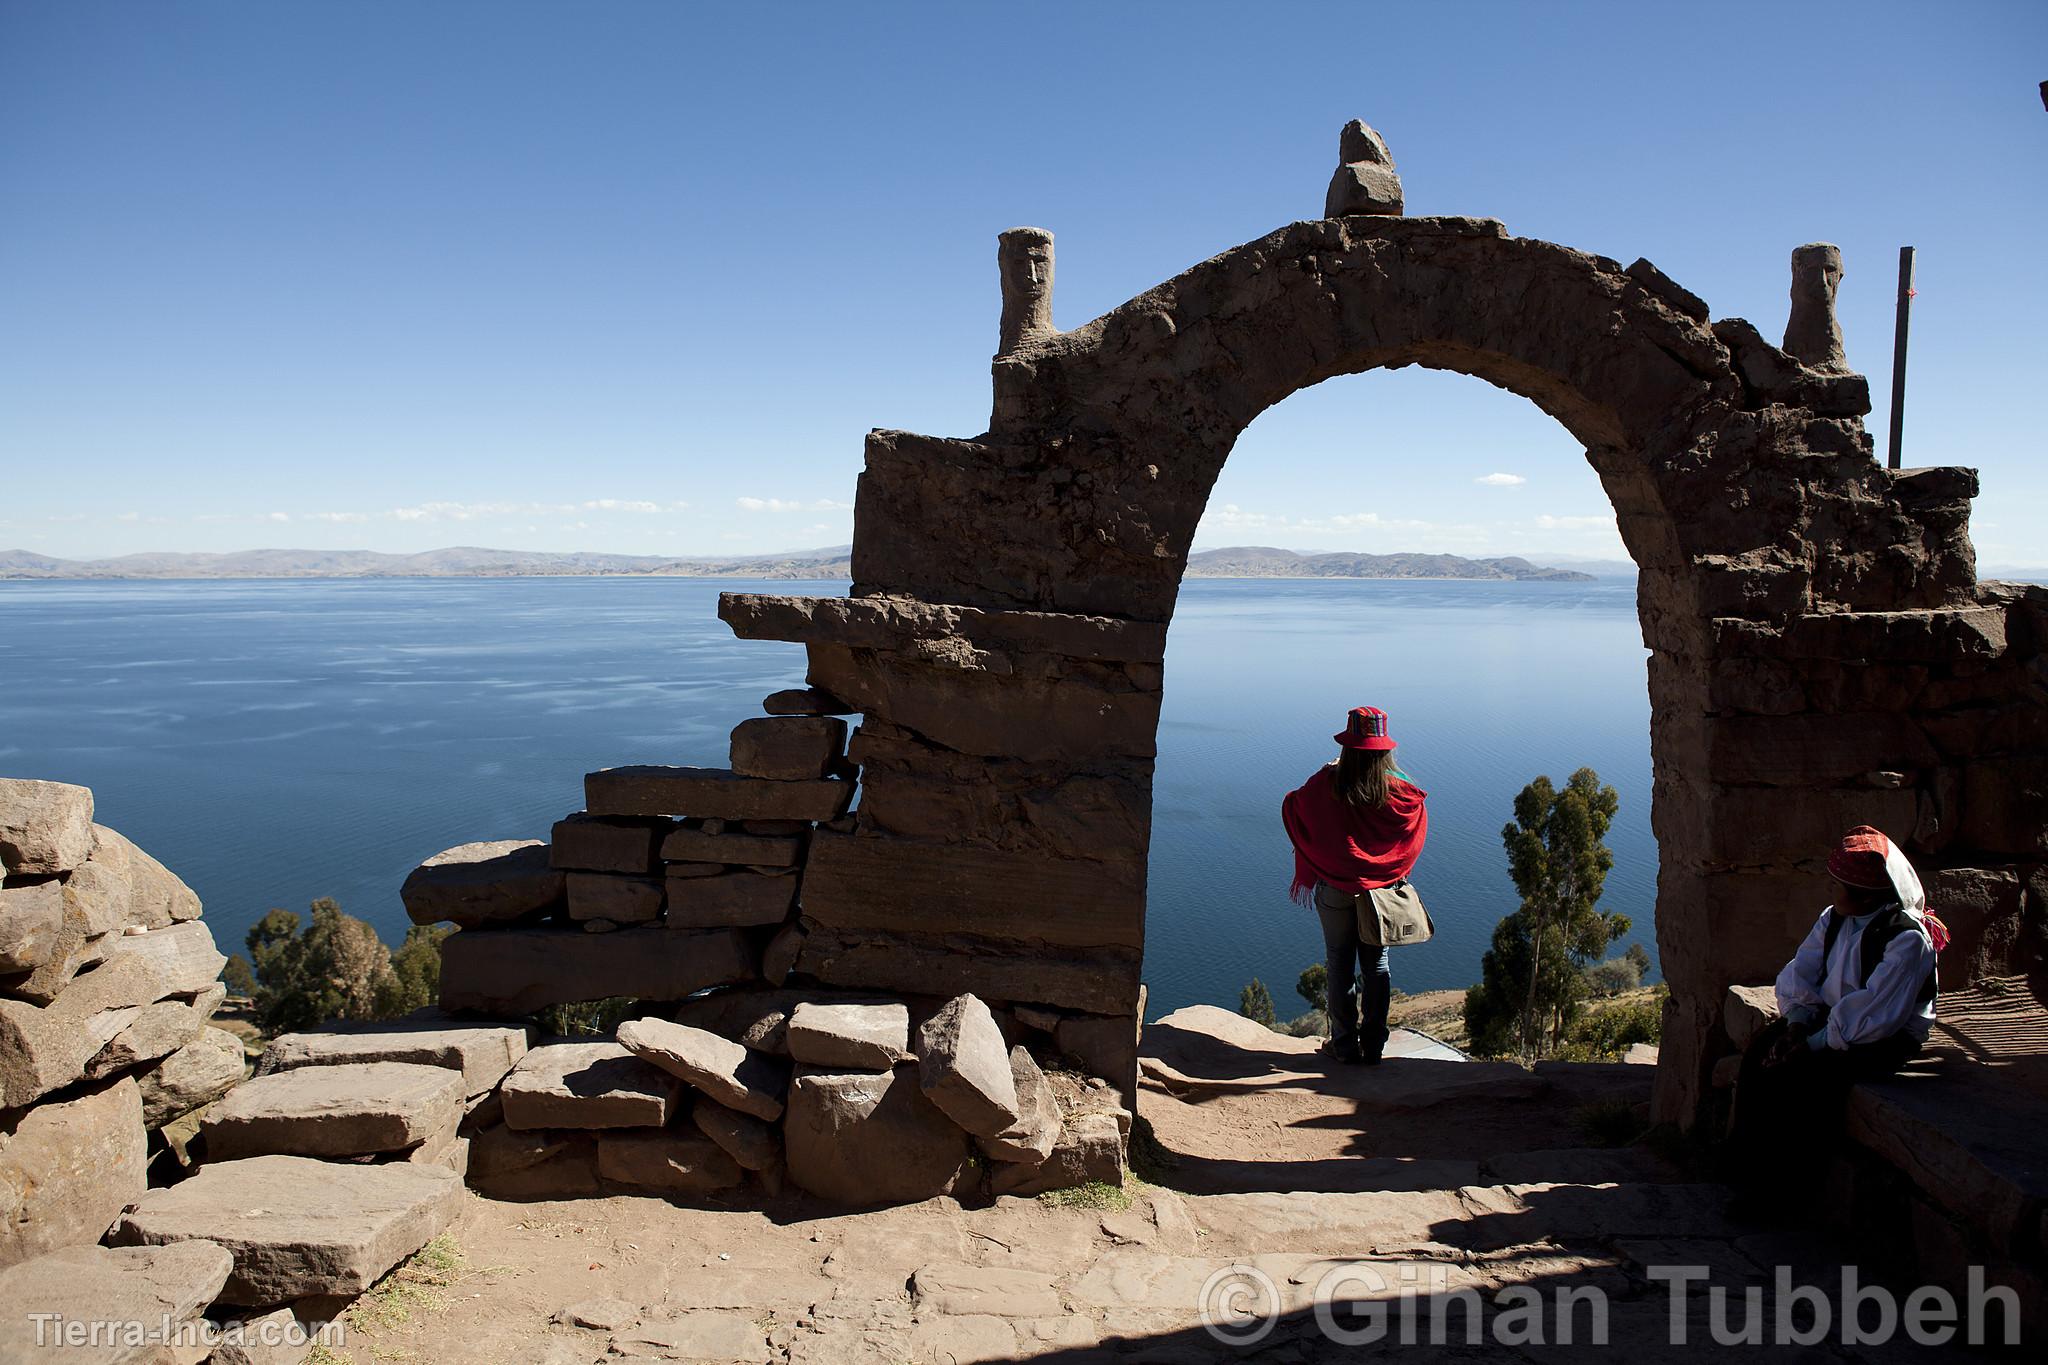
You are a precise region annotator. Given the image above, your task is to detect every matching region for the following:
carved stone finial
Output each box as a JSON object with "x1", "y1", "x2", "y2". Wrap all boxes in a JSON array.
[
  {"x1": 997, "y1": 227, "x2": 1055, "y2": 356},
  {"x1": 1325, "y1": 119, "x2": 1404, "y2": 219},
  {"x1": 1784, "y1": 242, "x2": 1848, "y2": 372}
]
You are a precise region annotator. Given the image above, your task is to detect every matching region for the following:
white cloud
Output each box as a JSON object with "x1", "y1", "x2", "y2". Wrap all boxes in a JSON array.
[
  {"x1": 1534, "y1": 514, "x2": 1615, "y2": 531},
  {"x1": 265, "y1": 512, "x2": 291, "y2": 523},
  {"x1": 306, "y1": 511, "x2": 369, "y2": 524},
  {"x1": 581, "y1": 499, "x2": 662, "y2": 513},
  {"x1": 1475, "y1": 472, "x2": 1527, "y2": 487},
  {"x1": 116, "y1": 511, "x2": 141, "y2": 522},
  {"x1": 736, "y1": 497, "x2": 852, "y2": 513}
]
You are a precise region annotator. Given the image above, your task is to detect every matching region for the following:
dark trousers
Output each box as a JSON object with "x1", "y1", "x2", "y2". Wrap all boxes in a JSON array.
[
  {"x1": 1726, "y1": 1016, "x2": 1920, "y2": 1197},
  {"x1": 1315, "y1": 884, "x2": 1393, "y2": 1059}
]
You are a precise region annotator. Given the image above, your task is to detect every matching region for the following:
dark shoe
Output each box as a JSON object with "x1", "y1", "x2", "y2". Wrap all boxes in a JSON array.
[
  {"x1": 1319, "y1": 1036, "x2": 1363, "y2": 1064},
  {"x1": 1353, "y1": 1050, "x2": 1384, "y2": 1067}
]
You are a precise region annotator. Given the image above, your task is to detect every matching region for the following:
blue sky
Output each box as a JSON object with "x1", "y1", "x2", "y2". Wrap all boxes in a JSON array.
[{"x1": 3, "y1": 1, "x2": 2044, "y2": 568}]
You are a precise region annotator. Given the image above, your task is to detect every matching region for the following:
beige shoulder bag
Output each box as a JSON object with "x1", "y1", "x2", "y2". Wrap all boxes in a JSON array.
[{"x1": 1357, "y1": 879, "x2": 1435, "y2": 947}]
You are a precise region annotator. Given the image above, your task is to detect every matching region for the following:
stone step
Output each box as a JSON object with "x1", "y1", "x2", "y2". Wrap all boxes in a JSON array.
[
  {"x1": 256, "y1": 1015, "x2": 530, "y2": 1098},
  {"x1": 202, "y1": 1060, "x2": 465, "y2": 1160},
  {"x1": 500, "y1": 1040, "x2": 683, "y2": 1131},
  {"x1": 0, "y1": 1241, "x2": 233, "y2": 1365},
  {"x1": 112, "y1": 1154, "x2": 463, "y2": 1308}
]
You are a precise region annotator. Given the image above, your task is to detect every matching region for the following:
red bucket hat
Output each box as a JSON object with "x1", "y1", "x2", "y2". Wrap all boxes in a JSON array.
[
  {"x1": 1827, "y1": 825, "x2": 1892, "y2": 889},
  {"x1": 1335, "y1": 706, "x2": 1398, "y2": 751}
]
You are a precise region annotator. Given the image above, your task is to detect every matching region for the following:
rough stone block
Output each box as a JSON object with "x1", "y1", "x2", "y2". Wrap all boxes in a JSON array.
[
  {"x1": 597, "y1": 1130, "x2": 744, "y2": 1195},
  {"x1": 565, "y1": 871, "x2": 664, "y2": 925},
  {"x1": 977, "y1": 1045, "x2": 1060, "y2": 1163},
  {"x1": 1707, "y1": 713, "x2": 1938, "y2": 787},
  {"x1": 0, "y1": 1241, "x2": 233, "y2": 1363},
  {"x1": 762, "y1": 687, "x2": 855, "y2": 716},
  {"x1": 80, "y1": 824, "x2": 203, "y2": 930},
  {"x1": 465, "y1": 1129, "x2": 602, "y2": 1200},
  {"x1": 585, "y1": 766, "x2": 851, "y2": 822},
  {"x1": 400, "y1": 840, "x2": 563, "y2": 929},
  {"x1": 85, "y1": 988, "x2": 220, "y2": 1080},
  {"x1": 257, "y1": 1016, "x2": 529, "y2": 1098},
  {"x1": 103, "y1": 919, "x2": 226, "y2": 997},
  {"x1": 139, "y1": 1025, "x2": 247, "y2": 1127},
  {"x1": 437, "y1": 925, "x2": 755, "y2": 1014},
  {"x1": 549, "y1": 813, "x2": 671, "y2": 875},
  {"x1": 660, "y1": 825, "x2": 804, "y2": 867},
  {"x1": 665, "y1": 870, "x2": 797, "y2": 930},
  {"x1": 0, "y1": 1075, "x2": 147, "y2": 1270},
  {"x1": 784, "y1": 1064, "x2": 972, "y2": 1205},
  {"x1": 0, "y1": 777, "x2": 95, "y2": 875},
  {"x1": 112, "y1": 1154, "x2": 464, "y2": 1307},
  {"x1": 1325, "y1": 161, "x2": 1404, "y2": 217},
  {"x1": 667, "y1": 987, "x2": 889, "y2": 1055},
  {"x1": 1053, "y1": 1006, "x2": 1143, "y2": 1106},
  {"x1": 203, "y1": 1061, "x2": 465, "y2": 1160},
  {"x1": 786, "y1": 1001, "x2": 912, "y2": 1069},
  {"x1": 0, "y1": 878, "x2": 63, "y2": 971},
  {"x1": 917, "y1": 994, "x2": 1020, "y2": 1137},
  {"x1": 1, "y1": 949, "x2": 214, "y2": 1108},
  {"x1": 616, "y1": 1017, "x2": 787, "y2": 1121},
  {"x1": 690, "y1": 1098, "x2": 781, "y2": 1171},
  {"x1": 800, "y1": 830, "x2": 1143, "y2": 949},
  {"x1": 791, "y1": 925, "x2": 1140, "y2": 1015},
  {"x1": 729, "y1": 716, "x2": 847, "y2": 781},
  {"x1": 500, "y1": 1042, "x2": 682, "y2": 1131}
]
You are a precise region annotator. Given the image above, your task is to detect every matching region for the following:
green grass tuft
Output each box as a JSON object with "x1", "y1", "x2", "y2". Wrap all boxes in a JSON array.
[{"x1": 1039, "y1": 1180, "x2": 1133, "y2": 1212}]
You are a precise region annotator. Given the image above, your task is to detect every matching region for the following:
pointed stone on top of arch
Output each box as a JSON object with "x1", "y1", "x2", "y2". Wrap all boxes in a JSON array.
[{"x1": 1325, "y1": 119, "x2": 1404, "y2": 219}]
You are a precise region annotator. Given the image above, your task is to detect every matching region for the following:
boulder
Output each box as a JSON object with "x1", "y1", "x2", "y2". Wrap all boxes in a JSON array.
[
  {"x1": 206, "y1": 1306, "x2": 319, "y2": 1365},
  {"x1": 585, "y1": 766, "x2": 852, "y2": 823},
  {"x1": 400, "y1": 840, "x2": 563, "y2": 929},
  {"x1": 1723, "y1": 984, "x2": 1780, "y2": 1050},
  {"x1": 257, "y1": 1016, "x2": 529, "y2": 1097},
  {"x1": 438, "y1": 925, "x2": 755, "y2": 1014},
  {"x1": 616, "y1": 1017, "x2": 787, "y2": 1121},
  {"x1": 0, "y1": 777, "x2": 94, "y2": 875},
  {"x1": 665, "y1": 871, "x2": 797, "y2": 929},
  {"x1": 0, "y1": 950, "x2": 209, "y2": 1108},
  {"x1": 597, "y1": 1130, "x2": 744, "y2": 1194},
  {"x1": 85, "y1": 987, "x2": 222, "y2": 1080},
  {"x1": 0, "y1": 1241, "x2": 233, "y2": 1364},
  {"x1": 500, "y1": 1042, "x2": 683, "y2": 1131},
  {"x1": 101, "y1": 920, "x2": 226, "y2": 997},
  {"x1": 761, "y1": 687, "x2": 854, "y2": 716},
  {"x1": 112, "y1": 1154, "x2": 464, "y2": 1307},
  {"x1": 916, "y1": 994, "x2": 1019, "y2": 1137},
  {"x1": 549, "y1": 813, "x2": 672, "y2": 875},
  {"x1": 79, "y1": 824, "x2": 203, "y2": 930},
  {"x1": 728, "y1": 716, "x2": 847, "y2": 781},
  {"x1": 0, "y1": 1075, "x2": 148, "y2": 1270},
  {"x1": 783, "y1": 1065, "x2": 973, "y2": 1205},
  {"x1": 786, "y1": 1001, "x2": 912, "y2": 1069},
  {"x1": 668, "y1": 987, "x2": 824, "y2": 1055},
  {"x1": 0, "y1": 878, "x2": 63, "y2": 971},
  {"x1": 139, "y1": 1025, "x2": 247, "y2": 1127},
  {"x1": 660, "y1": 825, "x2": 803, "y2": 868},
  {"x1": 977, "y1": 1046, "x2": 1060, "y2": 1163},
  {"x1": 690, "y1": 1099, "x2": 781, "y2": 1171},
  {"x1": 565, "y1": 872, "x2": 664, "y2": 924},
  {"x1": 202, "y1": 1061, "x2": 465, "y2": 1159},
  {"x1": 988, "y1": 1111, "x2": 1124, "y2": 1197}
]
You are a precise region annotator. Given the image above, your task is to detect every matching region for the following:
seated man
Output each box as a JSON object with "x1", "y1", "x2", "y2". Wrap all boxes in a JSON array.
[{"x1": 1726, "y1": 824, "x2": 1948, "y2": 1201}]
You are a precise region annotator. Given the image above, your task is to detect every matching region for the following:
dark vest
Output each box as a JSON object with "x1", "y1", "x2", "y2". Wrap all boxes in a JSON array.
[{"x1": 1820, "y1": 906, "x2": 1937, "y2": 1006}]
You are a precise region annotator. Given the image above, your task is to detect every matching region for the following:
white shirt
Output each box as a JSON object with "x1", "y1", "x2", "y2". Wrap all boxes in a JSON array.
[{"x1": 1773, "y1": 905, "x2": 1935, "y2": 1048}]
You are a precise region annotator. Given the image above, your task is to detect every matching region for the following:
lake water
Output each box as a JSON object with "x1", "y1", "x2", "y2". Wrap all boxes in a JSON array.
[{"x1": 0, "y1": 576, "x2": 1657, "y2": 1018}]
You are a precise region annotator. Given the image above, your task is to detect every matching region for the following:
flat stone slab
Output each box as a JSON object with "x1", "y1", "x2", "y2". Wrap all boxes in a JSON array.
[
  {"x1": 596, "y1": 1130, "x2": 744, "y2": 1195},
  {"x1": 616, "y1": 1017, "x2": 787, "y2": 1121},
  {"x1": 660, "y1": 824, "x2": 804, "y2": 867},
  {"x1": 101, "y1": 919, "x2": 227, "y2": 997},
  {"x1": 728, "y1": 716, "x2": 847, "y2": 781},
  {"x1": 917, "y1": 994, "x2": 1019, "y2": 1137},
  {"x1": 586, "y1": 766, "x2": 852, "y2": 823},
  {"x1": 257, "y1": 1016, "x2": 529, "y2": 1097},
  {"x1": 787, "y1": 1001, "x2": 913, "y2": 1069},
  {"x1": 438, "y1": 925, "x2": 755, "y2": 1014},
  {"x1": 691, "y1": 1098, "x2": 782, "y2": 1171},
  {"x1": 664, "y1": 870, "x2": 796, "y2": 929},
  {"x1": 0, "y1": 1240, "x2": 233, "y2": 1364},
  {"x1": 549, "y1": 813, "x2": 672, "y2": 874},
  {"x1": 565, "y1": 871, "x2": 664, "y2": 924},
  {"x1": 400, "y1": 839, "x2": 564, "y2": 929},
  {"x1": 112, "y1": 1154, "x2": 463, "y2": 1307},
  {"x1": 500, "y1": 1041, "x2": 683, "y2": 1130},
  {"x1": 203, "y1": 1060, "x2": 465, "y2": 1159}
]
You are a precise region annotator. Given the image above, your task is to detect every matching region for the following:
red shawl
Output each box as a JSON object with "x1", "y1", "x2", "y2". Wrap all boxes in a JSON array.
[{"x1": 1281, "y1": 765, "x2": 1429, "y2": 904}]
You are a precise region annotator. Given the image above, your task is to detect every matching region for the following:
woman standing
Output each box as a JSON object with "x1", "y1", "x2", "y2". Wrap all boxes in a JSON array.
[{"x1": 1281, "y1": 706, "x2": 1429, "y2": 1064}]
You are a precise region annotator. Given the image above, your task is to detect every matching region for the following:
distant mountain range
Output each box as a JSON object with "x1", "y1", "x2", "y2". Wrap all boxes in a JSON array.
[
  {"x1": 0, "y1": 544, "x2": 1601, "y2": 582},
  {"x1": 1184, "y1": 547, "x2": 1596, "y2": 581}
]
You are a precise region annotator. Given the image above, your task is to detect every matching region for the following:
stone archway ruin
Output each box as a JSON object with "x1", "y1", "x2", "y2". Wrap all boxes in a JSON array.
[{"x1": 718, "y1": 122, "x2": 2048, "y2": 1129}]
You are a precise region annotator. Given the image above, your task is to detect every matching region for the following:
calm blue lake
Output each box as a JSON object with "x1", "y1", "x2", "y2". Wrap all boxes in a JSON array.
[{"x1": 0, "y1": 576, "x2": 1656, "y2": 1016}]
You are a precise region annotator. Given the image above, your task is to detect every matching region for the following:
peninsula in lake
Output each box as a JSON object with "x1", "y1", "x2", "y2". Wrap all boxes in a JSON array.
[{"x1": 0, "y1": 544, "x2": 1600, "y2": 581}]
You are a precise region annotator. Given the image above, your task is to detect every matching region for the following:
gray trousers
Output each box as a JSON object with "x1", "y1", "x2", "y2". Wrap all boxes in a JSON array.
[{"x1": 1314, "y1": 882, "x2": 1393, "y2": 1058}]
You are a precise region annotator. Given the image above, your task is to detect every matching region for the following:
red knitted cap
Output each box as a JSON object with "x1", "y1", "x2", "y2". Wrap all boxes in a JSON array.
[{"x1": 1827, "y1": 825, "x2": 1892, "y2": 889}]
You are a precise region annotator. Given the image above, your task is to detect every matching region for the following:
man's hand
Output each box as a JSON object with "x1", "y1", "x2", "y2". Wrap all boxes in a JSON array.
[{"x1": 1759, "y1": 1017, "x2": 1815, "y2": 1069}]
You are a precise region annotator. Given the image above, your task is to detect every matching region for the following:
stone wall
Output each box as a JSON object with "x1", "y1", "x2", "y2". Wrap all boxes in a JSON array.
[{"x1": 720, "y1": 123, "x2": 2048, "y2": 1130}]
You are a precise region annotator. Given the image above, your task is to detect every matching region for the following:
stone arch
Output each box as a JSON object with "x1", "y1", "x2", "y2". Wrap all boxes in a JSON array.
[{"x1": 723, "y1": 136, "x2": 2041, "y2": 1129}]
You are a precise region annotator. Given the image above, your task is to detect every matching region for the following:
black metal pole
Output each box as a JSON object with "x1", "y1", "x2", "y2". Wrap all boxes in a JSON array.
[{"x1": 1887, "y1": 246, "x2": 1915, "y2": 470}]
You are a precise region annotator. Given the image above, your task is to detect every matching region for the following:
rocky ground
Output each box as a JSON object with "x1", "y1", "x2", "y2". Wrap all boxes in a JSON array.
[{"x1": 333, "y1": 1006, "x2": 1953, "y2": 1364}]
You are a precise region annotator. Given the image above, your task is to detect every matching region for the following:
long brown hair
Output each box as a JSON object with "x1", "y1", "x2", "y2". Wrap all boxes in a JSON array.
[{"x1": 1334, "y1": 746, "x2": 1404, "y2": 809}]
